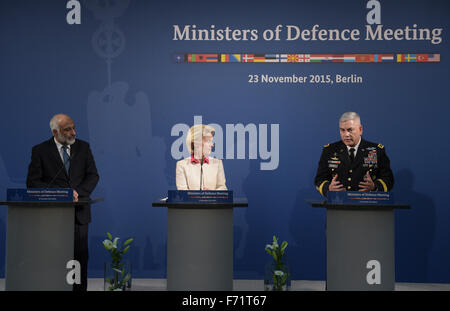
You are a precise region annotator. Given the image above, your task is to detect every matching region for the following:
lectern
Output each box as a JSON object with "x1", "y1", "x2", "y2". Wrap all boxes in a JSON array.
[
  {"x1": 153, "y1": 196, "x2": 247, "y2": 291},
  {"x1": 308, "y1": 198, "x2": 410, "y2": 291},
  {"x1": 0, "y1": 198, "x2": 103, "y2": 291}
]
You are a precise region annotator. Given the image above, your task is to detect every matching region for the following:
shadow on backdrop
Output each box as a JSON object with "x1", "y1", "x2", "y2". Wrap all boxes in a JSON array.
[
  {"x1": 394, "y1": 169, "x2": 436, "y2": 283},
  {"x1": 288, "y1": 168, "x2": 326, "y2": 281}
]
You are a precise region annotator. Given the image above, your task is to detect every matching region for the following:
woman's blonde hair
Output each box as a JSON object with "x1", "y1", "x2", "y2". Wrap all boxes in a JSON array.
[{"x1": 186, "y1": 124, "x2": 215, "y2": 154}]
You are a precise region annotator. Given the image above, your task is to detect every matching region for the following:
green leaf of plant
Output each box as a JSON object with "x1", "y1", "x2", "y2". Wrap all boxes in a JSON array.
[
  {"x1": 107, "y1": 232, "x2": 112, "y2": 241},
  {"x1": 122, "y1": 245, "x2": 130, "y2": 254},
  {"x1": 281, "y1": 242, "x2": 288, "y2": 254},
  {"x1": 272, "y1": 252, "x2": 278, "y2": 262},
  {"x1": 123, "y1": 238, "x2": 134, "y2": 247},
  {"x1": 123, "y1": 274, "x2": 131, "y2": 283}
]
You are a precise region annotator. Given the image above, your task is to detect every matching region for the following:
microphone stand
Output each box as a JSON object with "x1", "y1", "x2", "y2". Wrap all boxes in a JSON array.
[
  {"x1": 200, "y1": 155, "x2": 204, "y2": 190},
  {"x1": 45, "y1": 151, "x2": 72, "y2": 189}
]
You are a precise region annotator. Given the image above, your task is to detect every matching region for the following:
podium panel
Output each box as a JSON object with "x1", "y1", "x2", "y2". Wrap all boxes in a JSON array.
[
  {"x1": 153, "y1": 197, "x2": 247, "y2": 291},
  {"x1": 326, "y1": 208, "x2": 394, "y2": 291},
  {"x1": 1, "y1": 198, "x2": 103, "y2": 291},
  {"x1": 6, "y1": 204, "x2": 74, "y2": 291},
  {"x1": 309, "y1": 199, "x2": 410, "y2": 291},
  {"x1": 168, "y1": 208, "x2": 233, "y2": 291}
]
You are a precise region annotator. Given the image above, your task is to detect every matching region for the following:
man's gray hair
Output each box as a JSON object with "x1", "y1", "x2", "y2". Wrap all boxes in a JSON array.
[
  {"x1": 339, "y1": 112, "x2": 361, "y2": 123},
  {"x1": 49, "y1": 115, "x2": 62, "y2": 131}
]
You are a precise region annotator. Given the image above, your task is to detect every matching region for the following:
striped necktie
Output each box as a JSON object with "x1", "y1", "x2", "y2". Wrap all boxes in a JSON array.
[{"x1": 62, "y1": 145, "x2": 70, "y2": 174}]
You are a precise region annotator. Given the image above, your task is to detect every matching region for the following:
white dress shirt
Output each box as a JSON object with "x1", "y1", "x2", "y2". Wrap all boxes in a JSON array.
[
  {"x1": 346, "y1": 137, "x2": 361, "y2": 157},
  {"x1": 54, "y1": 137, "x2": 71, "y2": 163},
  {"x1": 176, "y1": 157, "x2": 227, "y2": 190}
]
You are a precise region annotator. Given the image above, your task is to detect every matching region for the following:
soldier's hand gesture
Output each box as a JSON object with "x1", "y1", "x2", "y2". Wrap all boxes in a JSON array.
[
  {"x1": 359, "y1": 171, "x2": 375, "y2": 191},
  {"x1": 329, "y1": 174, "x2": 345, "y2": 191}
]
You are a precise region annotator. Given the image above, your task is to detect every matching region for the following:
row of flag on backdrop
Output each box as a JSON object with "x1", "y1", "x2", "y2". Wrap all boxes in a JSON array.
[{"x1": 172, "y1": 53, "x2": 440, "y2": 63}]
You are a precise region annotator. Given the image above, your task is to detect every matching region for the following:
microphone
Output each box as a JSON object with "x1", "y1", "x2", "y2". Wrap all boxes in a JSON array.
[
  {"x1": 45, "y1": 149, "x2": 72, "y2": 189},
  {"x1": 200, "y1": 155, "x2": 204, "y2": 190}
]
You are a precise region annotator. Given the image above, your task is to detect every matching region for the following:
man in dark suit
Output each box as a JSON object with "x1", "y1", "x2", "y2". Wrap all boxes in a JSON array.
[
  {"x1": 26, "y1": 114, "x2": 99, "y2": 291},
  {"x1": 314, "y1": 112, "x2": 394, "y2": 197}
]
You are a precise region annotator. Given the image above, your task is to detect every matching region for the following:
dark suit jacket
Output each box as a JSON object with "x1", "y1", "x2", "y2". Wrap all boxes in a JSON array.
[
  {"x1": 314, "y1": 138, "x2": 394, "y2": 197},
  {"x1": 26, "y1": 137, "x2": 99, "y2": 224}
]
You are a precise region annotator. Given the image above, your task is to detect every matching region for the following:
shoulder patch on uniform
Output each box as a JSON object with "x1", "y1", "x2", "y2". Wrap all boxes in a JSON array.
[
  {"x1": 323, "y1": 144, "x2": 330, "y2": 148},
  {"x1": 377, "y1": 143, "x2": 384, "y2": 149}
]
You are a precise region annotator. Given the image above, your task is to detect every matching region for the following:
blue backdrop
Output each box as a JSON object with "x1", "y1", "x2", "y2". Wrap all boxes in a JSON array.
[{"x1": 1, "y1": 0, "x2": 449, "y2": 283}]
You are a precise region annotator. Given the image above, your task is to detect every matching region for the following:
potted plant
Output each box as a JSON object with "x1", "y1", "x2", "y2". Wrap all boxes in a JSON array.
[
  {"x1": 264, "y1": 235, "x2": 290, "y2": 291},
  {"x1": 102, "y1": 232, "x2": 134, "y2": 291}
]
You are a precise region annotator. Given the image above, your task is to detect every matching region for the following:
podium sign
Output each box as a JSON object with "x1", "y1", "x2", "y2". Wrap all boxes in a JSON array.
[
  {"x1": 168, "y1": 190, "x2": 233, "y2": 203},
  {"x1": 7, "y1": 188, "x2": 73, "y2": 202},
  {"x1": 327, "y1": 191, "x2": 393, "y2": 205}
]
